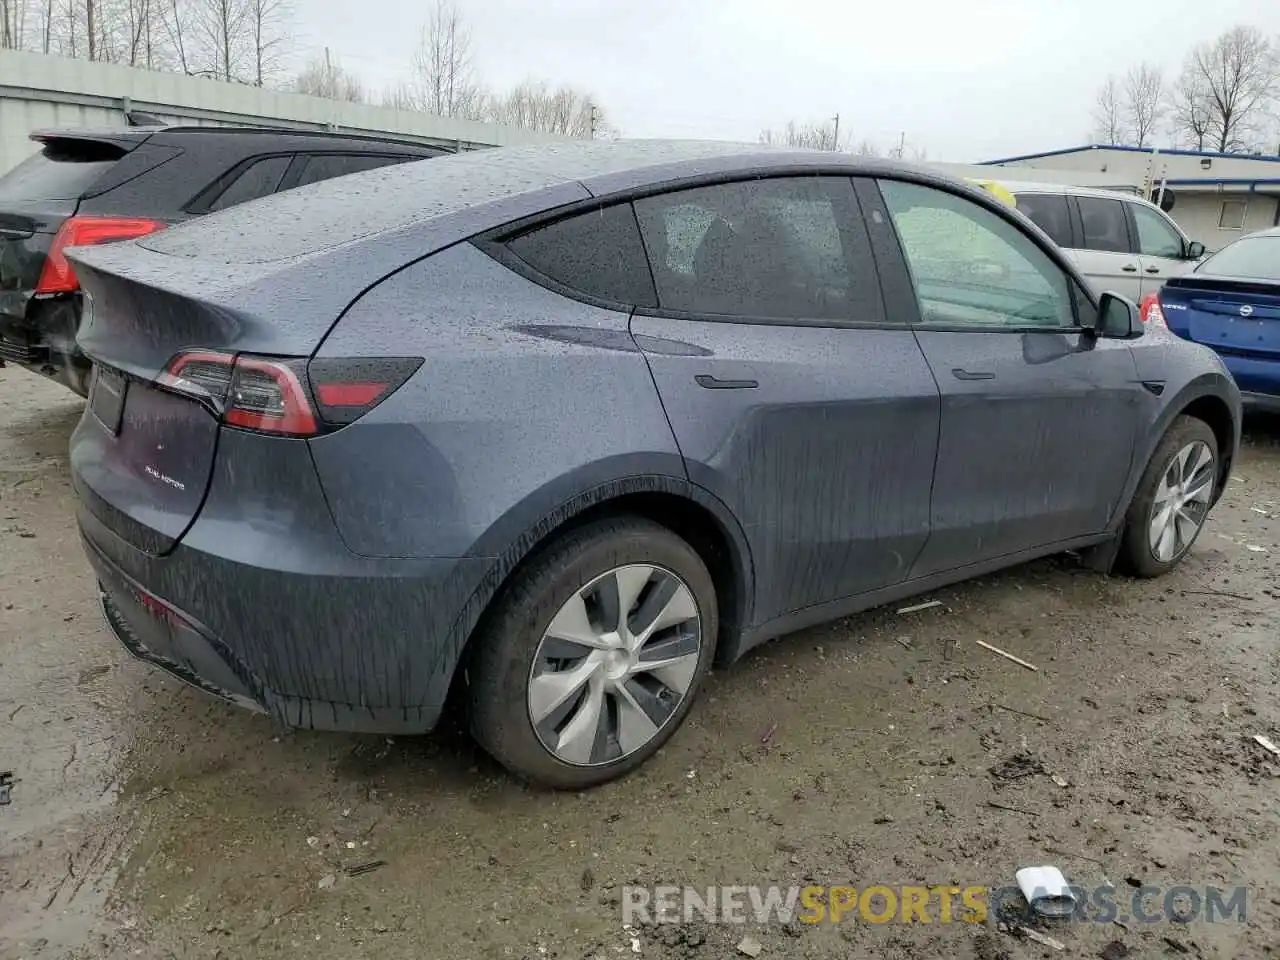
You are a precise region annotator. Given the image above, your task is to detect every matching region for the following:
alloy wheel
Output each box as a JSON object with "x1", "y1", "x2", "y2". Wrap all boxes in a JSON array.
[
  {"x1": 527, "y1": 564, "x2": 703, "y2": 767},
  {"x1": 1148, "y1": 440, "x2": 1215, "y2": 563}
]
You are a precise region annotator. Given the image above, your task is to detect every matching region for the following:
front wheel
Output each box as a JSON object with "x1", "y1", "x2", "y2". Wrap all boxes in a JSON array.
[
  {"x1": 467, "y1": 517, "x2": 717, "y2": 789},
  {"x1": 1119, "y1": 415, "x2": 1219, "y2": 577}
]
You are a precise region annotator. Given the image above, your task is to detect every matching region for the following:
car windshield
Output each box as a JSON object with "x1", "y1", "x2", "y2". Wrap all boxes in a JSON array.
[{"x1": 1196, "y1": 235, "x2": 1280, "y2": 281}]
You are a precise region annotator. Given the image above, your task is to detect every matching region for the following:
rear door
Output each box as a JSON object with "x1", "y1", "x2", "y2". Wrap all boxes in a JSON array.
[
  {"x1": 0, "y1": 140, "x2": 123, "y2": 361},
  {"x1": 872, "y1": 177, "x2": 1145, "y2": 575},
  {"x1": 630, "y1": 176, "x2": 940, "y2": 625},
  {"x1": 1072, "y1": 195, "x2": 1143, "y2": 300},
  {"x1": 1128, "y1": 200, "x2": 1195, "y2": 297}
]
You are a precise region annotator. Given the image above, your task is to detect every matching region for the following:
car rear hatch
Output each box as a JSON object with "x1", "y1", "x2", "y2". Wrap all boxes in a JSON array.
[
  {"x1": 0, "y1": 132, "x2": 155, "y2": 362},
  {"x1": 1160, "y1": 275, "x2": 1280, "y2": 361}
]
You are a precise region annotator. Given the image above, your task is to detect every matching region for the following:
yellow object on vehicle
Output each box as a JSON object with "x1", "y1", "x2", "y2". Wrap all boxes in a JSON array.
[{"x1": 966, "y1": 179, "x2": 1018, "y2": 209}]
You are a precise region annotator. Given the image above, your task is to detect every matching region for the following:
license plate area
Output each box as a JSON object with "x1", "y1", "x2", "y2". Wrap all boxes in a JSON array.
[{"x1": 90, "y1": 366, "x2": 127, "y2": 435}]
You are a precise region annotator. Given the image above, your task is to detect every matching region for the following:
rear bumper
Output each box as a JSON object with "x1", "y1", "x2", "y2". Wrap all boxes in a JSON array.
[
  {"x1": 76, "y1": 428, "x2": 494, "y2": 733},
  {"x1": 1240, "y1": 390, "x2": 1280, "y2": 413},
  {"x1": 1218, "y1": 353, "x2": 1280, "y2": 402},
  {"x1": 0, "y1": 299, "x2": 92, "y2": 395}
]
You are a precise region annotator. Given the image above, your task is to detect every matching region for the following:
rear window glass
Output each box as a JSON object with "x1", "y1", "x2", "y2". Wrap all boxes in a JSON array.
[
  {"x1": 1076, "y1": 197, "x2": 1131, "y2": 253},
  {"x1": 291, "y1": 154, "x2": 409, "y2": 189},
  {"x1": 208, "y1": 155, "x2": 292, "y2": 212},
  {"x1": 1197, "y1": 236, "x2": 1280, "y2": 281},
  {"x1": 1013, "y1": 193, "x2": 1072, "y2": 247},
  {"x1": 0, "y1": 144, "x2": 121, "y2": 201},
  {"x1": 506, "y1": 204, "x2": 656, "y2": 307}
]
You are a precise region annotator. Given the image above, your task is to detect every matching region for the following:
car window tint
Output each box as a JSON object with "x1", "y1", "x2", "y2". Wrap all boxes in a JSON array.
[
  {"x1": 634, "y1": 177, "x2": 870, "y2": 322},
  {"x1": 1012, "y1": 193, "x2": 1072, "y2": 247},
  {"x1": 1076, "y1": 197, "x2": 1131, "y2": 253},
  {"x1": 291, "y1": 154, "x2": 407, "y2": 190},
  {"x1": 0, "y1": 143, "x2": 120, "y2": 201},
  {"x1": 879, "y1": 179, "x2": 1075, "y2": 330},
  {"x1": 506, "y1": 203, "x2": 657, "y2": 307},
  {"x1": 1131, "y1": 203, "x2": 1184, "y2": 259},
  {"x1": 207, "y1": 155, "x2": 291, "y2": 212}
]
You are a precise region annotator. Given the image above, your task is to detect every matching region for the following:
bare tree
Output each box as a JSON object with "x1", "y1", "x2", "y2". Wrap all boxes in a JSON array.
[
  {"x1": 410, "y1": 0, "x2": 481, "y2": 117},
  {"x1": 1124, "y1": 62, "x2": 1164, "y2": 147},
  {"x1": 1093, "y1": 75, "x2": 1128, "y2": 144},
  {"x1": 158, "y1": 0, "x2": 189, "y2": 72},
  {"x1": 1, "y1": 0, "x2": 30, "y2": 48},
  {"x1": 293, "y1": 51, "x2": 364, "y2": 102},
  {"x1": 487, "y1": 80, "x2": 600, "y2": 137},
  {"x1": 188, "y1": 0, "x2": 250, "y2": 81},
  {"x1": 854, "y1": 138, "x2": 880, "y2": 157},
  {"x1": 245, "y1": 0, "x2": 286, "y2": 86},
  {"x1": 758, "y1": 119, "x2": 842, "y2": 151},
  {"x1": 1177, "y1": 26, "x2": 1279, "y2": 152}
]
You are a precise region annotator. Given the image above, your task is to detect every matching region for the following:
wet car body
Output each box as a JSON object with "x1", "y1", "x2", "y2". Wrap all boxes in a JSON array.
[{"x1": 67, "y1": 141, "x2": 1241, "y2": 784}]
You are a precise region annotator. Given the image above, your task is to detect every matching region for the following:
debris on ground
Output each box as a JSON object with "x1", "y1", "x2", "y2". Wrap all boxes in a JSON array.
[
  {"x1": 1252, "y1": 734, "x2": 1280, "y2": 758},
  {"x1": 989, "y1": 753, "x2": 1044, "y2": 781},
  {"x1": 317, "y1": 874, "x2": 336, "y2": 890},
  {"x1": 1098, "y1": 941, "x2": 1129, "y2": 960},
  {"x1": 1050, "y1": 774, "x2": 1070, "y2": 788},
  {"x1": 345, "y1": 860, "x2": 386, "y2": 878},
  {"x1": 1015, "y1": 865, "x2": 1076, "y2": 917},
  {"x1": 994, "y1": 703, "x2": 1050, "y2": 723},
  {"x1": 894, "y1": 636, "x2": 913, "y2": 649},
  {"x1": 760, "y1": 721, "x2": 778, "y2": 744},
  {"x1": 737, "y1": 934, "x2": 763, "y2": 957},
  {"x1": 0, "y1": 771, "x2": 13, "y2": 805},
  {"x1": 1162, "y1": 937, "x2": 1191, "y2": 954},
  {"x1": 897, "y1": 599, "x2": 943, "y2": 614},
  {"x1": 1017, "y1": 926, "x2": 1064, "y2": 950},
  {"x1": 975, "y1": 640, "x2": 1039, "y2": 671}
]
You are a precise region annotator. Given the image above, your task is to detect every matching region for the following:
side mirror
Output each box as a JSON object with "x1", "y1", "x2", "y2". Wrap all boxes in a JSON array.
[
  {"x1": 1186, "y1": 241, "x2": 1206, "y2": 260},
  {"x1": 1096, "y1": 291, "x2": 1141, "y2": 338}
]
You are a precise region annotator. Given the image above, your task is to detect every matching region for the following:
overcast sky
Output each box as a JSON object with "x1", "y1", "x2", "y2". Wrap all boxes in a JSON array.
[{"x1": 294, "y1": 0, "x2": 1280, "y2": 161}]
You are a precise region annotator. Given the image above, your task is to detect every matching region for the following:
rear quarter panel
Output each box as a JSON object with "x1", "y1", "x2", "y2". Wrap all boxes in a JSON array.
[{"x1": 308, "y1": 242, "x2": 687, "y2": 560}]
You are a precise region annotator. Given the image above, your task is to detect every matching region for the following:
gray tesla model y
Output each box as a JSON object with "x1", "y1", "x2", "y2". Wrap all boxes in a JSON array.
[{"x1": 67, "y1": 141, "x2": 1241, "y2": 788}]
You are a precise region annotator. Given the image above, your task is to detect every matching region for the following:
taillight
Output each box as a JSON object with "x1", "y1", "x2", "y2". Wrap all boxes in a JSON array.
[
  {"x1": 158, "y1": 352, "x2": 421, "y2": 436},
  {"x1": 159, "y1": 351, "x2": 317, "y2": 437},
  {"x1": 308, "y1": 357, "x2": 423, "y2": 426},
  {"x1": 1140, "y1": 292, "x2": 1167, "y2": 327},
  {"x1": 35, "y1": 216, "x2": 166, "y2": 294}
]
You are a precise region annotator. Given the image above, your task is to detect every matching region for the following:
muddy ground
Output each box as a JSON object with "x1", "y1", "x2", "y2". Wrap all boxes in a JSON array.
[{"x1": 1, "y1": 367, "x2": 1278, "y2": 960}]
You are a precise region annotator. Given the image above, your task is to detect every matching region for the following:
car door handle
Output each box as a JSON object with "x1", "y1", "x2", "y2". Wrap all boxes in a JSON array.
[
  {"x1": 1145, "y1": 266, "x2": 1160, "y2": 274},
  {"x1": 951, "y1": 368, "x2": 995, "y2": 381},
  {"x1": 1122, "y1": 264, "x2": 1138, "y2": 273},
  {"x1": 695, "y1": 374, "x2": 758, "y2": 390}
]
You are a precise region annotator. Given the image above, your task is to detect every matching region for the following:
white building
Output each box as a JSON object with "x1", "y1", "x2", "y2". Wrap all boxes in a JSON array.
[{"x1": 979, "y1": 144, "x2": 1280, "y2": 251}]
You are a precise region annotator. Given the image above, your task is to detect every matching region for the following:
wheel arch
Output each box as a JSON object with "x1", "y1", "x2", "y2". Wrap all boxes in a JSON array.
[{"x1": 441, "y1": 474, "x2": 756, "y2": 707}]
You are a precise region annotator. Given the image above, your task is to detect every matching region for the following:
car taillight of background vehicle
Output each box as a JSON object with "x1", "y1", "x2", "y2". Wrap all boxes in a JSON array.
[
  {"x1": 157, "y1": 351, "x2": 423, "y2": 437},
  {"x1": 1139, "y1": 292, "x2": 1167, "y2": 328},
  {"x1": 34, "y1": 216, "x2": 168, "y2": 295}
]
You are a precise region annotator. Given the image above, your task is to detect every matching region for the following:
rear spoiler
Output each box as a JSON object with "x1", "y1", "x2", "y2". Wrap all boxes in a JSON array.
[
  {"x1": 1164, "y1": 273, "x2": 1280, "y2": 297},
  {"x1": 29, "y1": 129, "x2": 153, "y2": 154}
]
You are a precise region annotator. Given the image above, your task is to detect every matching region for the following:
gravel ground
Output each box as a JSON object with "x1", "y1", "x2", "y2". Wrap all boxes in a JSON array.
[{"x1": 2, "y1": 368, "x2": 1278, "y2": 960}]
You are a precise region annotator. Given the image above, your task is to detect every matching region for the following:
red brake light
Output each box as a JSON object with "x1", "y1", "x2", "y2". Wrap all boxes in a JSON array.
[
  {"x1": 159, "y1": 352, "x2": 318, "y2": 437},
  {"x1": 308, "y1": 357, "x2": 423, "y2": 426},
  {"x1": 1139, "y1": 292, "x2": 1167, "y2": 328},
  {"x1": 35, "y1": 215, "x2": 166, "y2": 294}
]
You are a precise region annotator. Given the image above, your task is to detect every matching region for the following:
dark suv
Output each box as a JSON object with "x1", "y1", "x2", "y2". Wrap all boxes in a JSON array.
[{"x1": 0, "y1": 126, "x2": 445, "y2": 395}]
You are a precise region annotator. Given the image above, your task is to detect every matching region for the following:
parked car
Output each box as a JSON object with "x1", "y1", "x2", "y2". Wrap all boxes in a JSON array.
[
  {"x1": 1145, "y1": 226, "x2": 1280, "y2": 412},
  {"x1": 971, "y1": 179, "x2": 1205, "y2": 301},
  {"x1": 67, "y1": 142, "x2": 1241, "y2": 789},
  {"x1": 0, "y1": 125, "x2": 446, "y2": 395}
]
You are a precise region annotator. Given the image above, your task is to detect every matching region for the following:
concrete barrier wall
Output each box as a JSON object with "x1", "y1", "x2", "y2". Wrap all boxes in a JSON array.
[{"x1": 0, "y1": 49, "x2": 569, "y2": 174}]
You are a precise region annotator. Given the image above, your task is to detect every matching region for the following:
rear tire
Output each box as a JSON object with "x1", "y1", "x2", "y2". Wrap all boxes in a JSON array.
[
  {"x1": 467, "y1": 517, "x2": 717, "y2": 789},
  {"x1": 1119, "y1": 415, "x2": 1219, "y2": 578}
]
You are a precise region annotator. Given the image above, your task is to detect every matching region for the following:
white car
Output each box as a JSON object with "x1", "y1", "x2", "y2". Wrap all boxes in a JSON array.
[{"x1": 971, "y1": 180, "x2": 1206, "y2": 302}]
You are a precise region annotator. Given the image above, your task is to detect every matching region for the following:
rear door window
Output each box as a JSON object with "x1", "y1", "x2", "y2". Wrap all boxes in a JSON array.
[
  {"x1": 633, "y1": 176, "x2": 877, "y2": 323},
  {"x1": 504, "y1": 203, "x2": 657, "y2": 307},
  {"x1": 289, "y1": 154, "x2": 409, "y2": 190},
  {"x1": 0, "y1": 143, "x2": 122, "y2": 201},
  {"x1": 207, "y1": 155, "x2": 292, "y2": 212},
  {"x1": 1012, "y1": 193, "x2": 1073, "y2": 247},
  {"x1": 1076, "y1": 197, "x2": 1132, "y2": 253}
]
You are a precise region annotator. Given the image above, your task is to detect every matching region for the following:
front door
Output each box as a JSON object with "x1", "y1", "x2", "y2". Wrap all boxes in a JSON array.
[
  {"x1": 629, "y1": 176, "x2": 940, "y2": 625},
  {"x1": 871, "y1": 178, "x2": 1146, "y2": 577},
  {"x1": 1128, "y1": 200, "x2": 1196, "y2": 298},
  {"x1": 1073, "y1": 194, "x2": 1144, "y2": 300}
]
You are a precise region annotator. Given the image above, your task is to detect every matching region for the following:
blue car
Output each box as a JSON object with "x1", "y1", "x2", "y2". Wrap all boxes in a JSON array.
[{"x1": 1153, "y1": 227, "x2": 1280, "y2": 412}]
